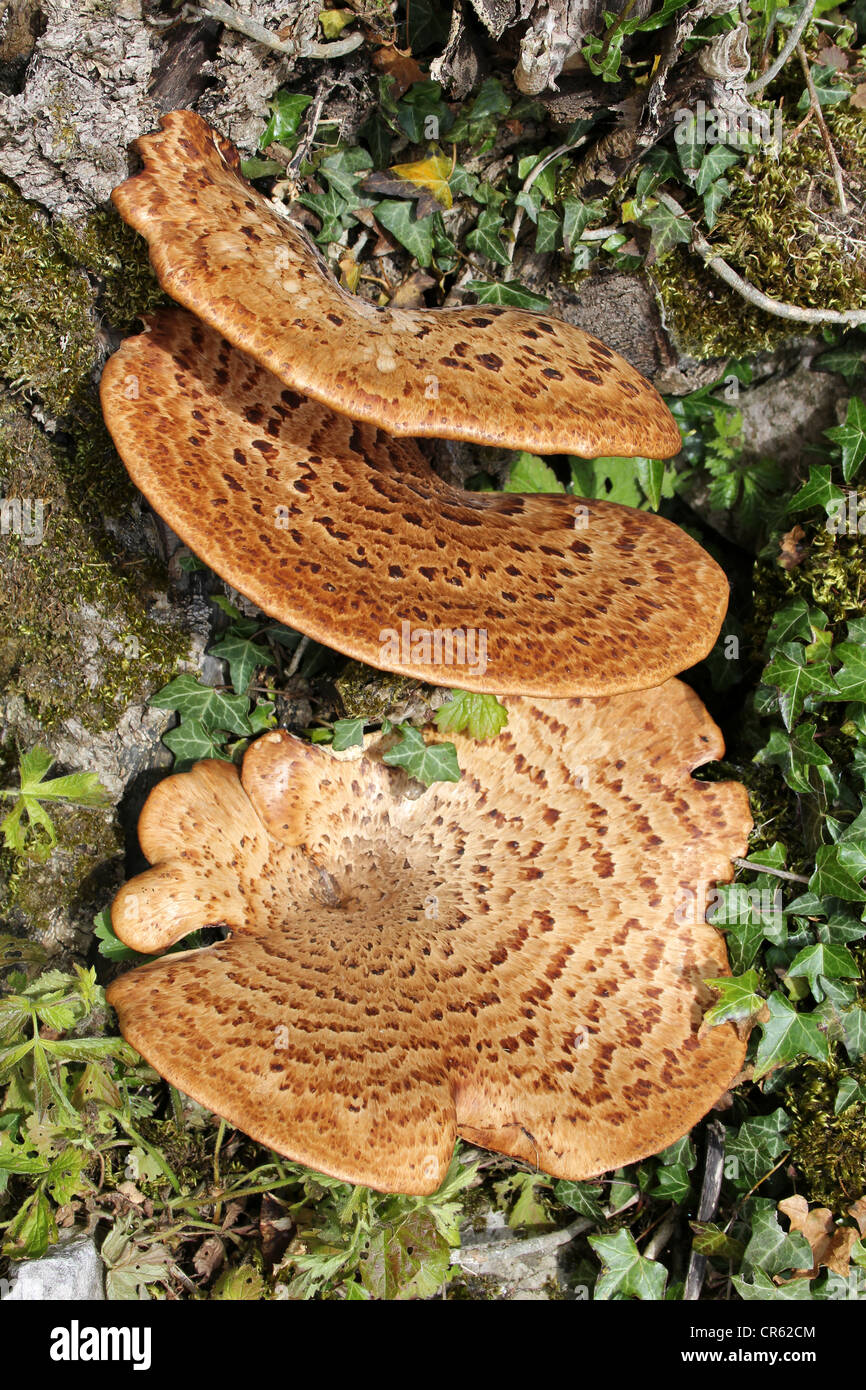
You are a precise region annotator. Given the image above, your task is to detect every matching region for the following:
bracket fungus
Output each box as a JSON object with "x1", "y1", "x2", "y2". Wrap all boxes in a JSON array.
[
  {"x1": 99, "y1": 111, "x2": 731, "y2": 695},
  {"x1": 110, "y1": 111, "x2": 681, "y2": 458},
  {"x1": 107, "y1": 681, "x2": 752, "y2": 1195},
  {"x1": 103, "y1": 310, "x2": 727, "y2": 695}
]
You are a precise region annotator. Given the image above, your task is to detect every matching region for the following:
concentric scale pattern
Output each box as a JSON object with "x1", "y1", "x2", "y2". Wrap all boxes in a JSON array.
[
  {"x1": 100, "y1": 310, "x2": 729, "y2": 696},
  {"x1": 107, "y1": 683, "x2": 752, "y2": 1195},
  {"x1": 111, "y1": 109, "x2": 682, "y2": 458}
]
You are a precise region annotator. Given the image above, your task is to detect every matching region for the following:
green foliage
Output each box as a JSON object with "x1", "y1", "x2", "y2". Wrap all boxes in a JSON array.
[
  {"x1": 0, "y1": 747, "x2": 110, "y2": 861},
  {"x1": 433, "y1": 691, "x2": 508, "y2": 741},
  {"x1": 589, "y1": 1228, "x2": 667, "y2": 1300},
  {"x1": 381, "y1": 724, "x2": 461, "y2": 786}
]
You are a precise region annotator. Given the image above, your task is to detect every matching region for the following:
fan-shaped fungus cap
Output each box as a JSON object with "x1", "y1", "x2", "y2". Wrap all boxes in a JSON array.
[
  {"x1": 111, "y1": 110, "x2": 681, "y2": 459},
  {"x1": 100, "y1": 310, "x2": 727, "y2": 696},
  {"x1": 106, "y1": 681, "x2": 752, "y2": 1195}
]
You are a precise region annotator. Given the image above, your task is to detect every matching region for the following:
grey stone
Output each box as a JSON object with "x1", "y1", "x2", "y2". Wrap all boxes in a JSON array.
[{"x1": 2, "y1": 1233, "x2": 104, "y2": 1300}]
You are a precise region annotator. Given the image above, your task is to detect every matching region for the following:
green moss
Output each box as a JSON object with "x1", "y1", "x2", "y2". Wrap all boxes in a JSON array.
[
  {"x1": 0, "y1": 391, "x2": 189, "y2": 730},
  {"x1": 784, "y1": 1059, "x2": 866, "y2": 1210},
  {"x1": 2, "y1": 802, "x2": 123, "y2": 938},
  {"x1": 0, "y1": 178, "x2": 162, "y2": 419},
  {"x1": 751, "y1": 525, "x2": 866, "y2": 639},
  {"x1": 0, "y1": 181, "x2": 97, "y2": 416},
  {"x1": 336, "y1": 661, "x2": 425, "y2": 721},
  {"x1": 650, "y1": 107, "x2": 866, "y2": 359}
]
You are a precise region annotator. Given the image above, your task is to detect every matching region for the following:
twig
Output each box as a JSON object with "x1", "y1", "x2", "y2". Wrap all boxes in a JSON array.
[
  {"x1": 744, "y1": 0, "x2": 816, "y2": 94},
  {"x1": 732, "y1": 858, "x2": 810, "y2": 884},
  {"x1": 450, "y1": 1215, "x2": 592, "y2": 1269},
  {"x1": 193, "y1": 0, "x2": 364, "y2": 60},
  {"x1": 642, "y1": 1209, "x2": 678, "y2": 1262},
  {"x1": 286, "y1": 634, "x2": 310, "y2": 677},
  {"x1": 656, "y1": 190, "x2": 866, "y2": 326},
  {"x1": 507, "y1": 137, "x2": 591, "y2": 265},
  {"x1": 797, "y1": 44, "x2": 848, "y2": 214},
  {"x1": 288, "y1": 76, "x2": 337, "y2": 179},
  {"x1": 684, "y1": 1119, "x2": 726, "y2": 1300}
]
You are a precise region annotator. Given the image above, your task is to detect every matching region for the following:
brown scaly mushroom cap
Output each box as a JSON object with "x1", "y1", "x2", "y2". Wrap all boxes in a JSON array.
[
  {"x1": 111, "y1": 110, "x2": 681, "y2": 459},
  {"x1": 101, "y1": 310, "x2": 727, "y2": 696},
  {"x1": 106, "y1": 681, "x2": 752, "y2": 1195}
]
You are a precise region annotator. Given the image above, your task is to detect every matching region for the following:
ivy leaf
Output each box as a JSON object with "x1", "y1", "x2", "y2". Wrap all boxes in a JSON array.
[
  {"x1": 555, "y1": 1179, "x2": 605, "y2": 1221},
  {"x1": 742, "y1": 1200, "x2": 813, "y2": 1277},
  {"x1": 396, "y1": 80, "x2": 453, "y2": 143},
  {"x1": 786, "y1": 942, "x2": 859, "y2": 1002},
  {"x1": 464, "y1": 280, "x2": 550, "y2": 311},
  {"x1": 209, "y1": 634, "x2": 271, "y2": 696},
  {"x1": 590, "y1": 1229, "x2": 667, "y2": 1300},
  {"x1": 261, "y1": 91, "x2": 314, "y2": 149},
  {"x1": 657, "y1": 1135, "x2": 696, "y2": 1169},
  {"x1": 703, "y1": 176, "x2": 732, "y2": 230},
  {"x1": 755, "y1": 722, "x2": 832, "y2": 795},
  {"x1": 318, "y1": 147, "x2": 374, "y2": 203},
  {"x1": 765, "y1": 598, "x2": 827, "y2": 651},
  {"x1": 651, "y1": 1163, "x2": 692, "y2": 1203},
  {"x1": 753, "y1": 992, "x2": 831, "y2": 1078},
  {"x1": 825, "y1": 397, "x2": 866, "y2": 482},
  {"x1": 839, "y1": 1006, "x2": 866, "y2": 1060},
  {"x1": 835, "y1": 1075, "x2": 866, "y2": 1113},
  {"x1": 703, "y1": 970, "x2": 765, "y2": 1026},
  {"x1": 726, "y1": 1108, "x2": 791, "y2": 1190},
  {"x1": 787, "y1": 464, "x2": 845, "y2": 514},
  {"x1": 761, "y1": 643, "x2": 838, "y2": 729},
  {"x1": 382, "y1": 726, "x2": 461, "y2": 787},
  {"x1": 734, "y1": 1269, "x2": 814, "y2": 1300},
  {"x1": 505, "y1": 453, "x2": 566, "y2": 494},
  {"x1": 695, "y1": 146, "x2": 740, "y2": 195},
  {"x1": 150, "y1": 676, "x2": 253, "y2": 736},
  {"x1": 809, "y1": 842, "x2": 866, "y2": 902},
  {"x1": 390, "y1": 155, "x2": 453, "y2": 208},
  {"x1": 332, "y1": 718, "x2": 366, "y2": 751},
  {"x1": 373, "y1": 200, "x2": 434, "y2": 266},
  {"x1": 161, "y1": 721, "x2": 232, "y2": 766},
  {"x1": 465, "y1": 209, "x2": 511, "y2": 266},
  {"x1": 639, "y1": 200, "x2": 691, "y2": 257},
  {"x1": 690, "y1": 1222, "x2": 745, "y2": 1260},
  {"x1": 830, "y1": 638, "x2": 866, "y2": 703},
  {"x1": 535, "y1": 208, "x2": 561, "y2": 254},
  {"x1": 562, "y1": 197, "x2": 602, "y2": 249},
  {"x1": 434, "y1": 691, "x2": 508, "y2": 740}
]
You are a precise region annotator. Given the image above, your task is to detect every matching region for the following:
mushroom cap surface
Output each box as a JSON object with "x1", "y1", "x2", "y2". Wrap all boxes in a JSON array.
[
  {"x1": 111, "y1": 109, "x2": 681, "y2": 459},
  {"x1": 100, "y1": 310, "x2": 728, "y2": 697},
  {"x1": 107, "y1": 683, "x2": 752, "y2": 1195}
]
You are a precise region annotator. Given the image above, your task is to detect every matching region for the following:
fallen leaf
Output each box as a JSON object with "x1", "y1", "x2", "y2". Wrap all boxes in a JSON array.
[
  {"x1": 363, "y1": 169, "x2": 441, "y2": 219},
  {"x1": 779, "y1": 1195, "x2": 858, "y2": 1278},
  {"x1": 852, "y1": 84, "x2": 866, "y2": 110},
  {"x1": 338, "y1": 252, "x2": 361, "y2": 292},
  {"x1": 372, "y1": 45, "x2": 425, "y2": 99},
  {"x1": 390, "y1": 155, "x2": 453, "y2": 208},
  {"x1": 848, "y1": 1196, "x2": 866, "y2": 1237},
  {"x1": 389, "y1": 269, "x2": 435, "y2": 307},
  {"x1": 778, "y1": 524, "x2": 809, "y2": 570},
  {"x1": 193, "y1": 1235, "x2": 226, "y2": 1281}
]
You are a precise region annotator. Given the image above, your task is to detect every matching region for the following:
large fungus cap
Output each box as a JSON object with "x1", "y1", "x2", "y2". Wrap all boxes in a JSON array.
[
  {"x1": 100, "y1": 310, "x2": 728, "y2": 696},
  {"x1": 107, "y1": 681, "x2": 752, "y2": 1195},
  {"x1": 111, "y1": 109, "x2": 681, "y2": 459}
]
